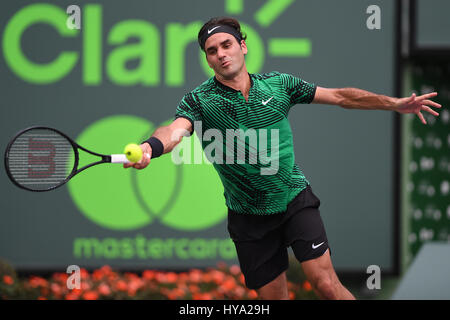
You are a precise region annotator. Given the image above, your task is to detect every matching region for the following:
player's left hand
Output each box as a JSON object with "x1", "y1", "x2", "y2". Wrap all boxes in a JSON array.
[{"x1": 395, "y1": 92, "x2": 442, "y2": 124}]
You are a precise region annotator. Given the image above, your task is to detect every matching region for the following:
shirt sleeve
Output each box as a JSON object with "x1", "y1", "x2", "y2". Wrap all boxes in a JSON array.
[
  {"x1": 279, "y1": 73, "x2": 317, "y2": 105},
  {"x1": 174, "y1": 92, "x2": 202, "y2": 135}
]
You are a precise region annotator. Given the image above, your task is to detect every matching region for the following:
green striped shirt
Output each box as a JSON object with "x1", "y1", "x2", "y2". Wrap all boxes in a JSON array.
[{"x1": 175, "y1": 71, "x2": 317, "y2": 215}]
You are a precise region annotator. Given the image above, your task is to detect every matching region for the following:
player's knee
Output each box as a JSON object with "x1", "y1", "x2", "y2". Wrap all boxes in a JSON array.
[{"x1": 256, "y1": 272, "x2": 289, "y2": 300}]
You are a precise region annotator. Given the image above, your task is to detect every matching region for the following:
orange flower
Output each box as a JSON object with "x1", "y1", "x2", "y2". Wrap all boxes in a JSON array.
[
  {"x1": 193, "y1": 293, "x2": 212, "y2": 300},
  {"x1": 167, "y1": 288, "x2": 185, "y2": 300},
  {"x1": 289, "y1": 291, "x2": 295, "y2": 300},
  {"x1": 65, "y1": 292, "x2": 80, "y2": 300},
  {"x1": 81, "y1": 281, "x2": 91, "y2": 291},
  {"x1": 52, "y1": 273, "x2": 68, "y2": 284},
  {"x1": 202, "y1": 272, "x2": 212, "y2": 283},
  {"x1": 178, "y1": 272, "x2": 189, "y2": 283},
  {"x1": 128, "y1": 278, "x2": 144, "y2": 295},
  {"x1": 142, "y1": 270, "x2": 155, "y2": 281},
  {"x1": 155, "y1": 272, "x2": 168, "y2": 283},
  {"x1": 248, "y1": 290, "x2": 258, "y2": 299},
  {"x1": 98, "y1": 283, "x2": 111, "y2": 296},
  {"x1": 188, "y1": 284, "x2": 200, "y2": 294},
  {"x1": 51, "y1": 283, "x2": 62, "y2": 298},
  {"x1": 128, "y1": 278, "x2": 143, "y2": 297},
  {"x1": 211, "y1": 270, "x2": 225, "y2": 284},
  {"x1": 29, "y1": 276, "x2": 48, "y2": 288},
  {"x1": 40, "y1": 287, "x2": 49, "y2": 296},
  {"x1": 107, "y1": 272, "x2": 119, "y2": 282},
  {"x1": 38, "y1": 296, "x2": 47, "y2": 300},
  {"x1": 3, "y1": 275, "x2": 14, "y2": 285},
  {"x1": 115, "y1": 280, "x2": 128, "y2": 291},
  {"x1": 189, "y1": 270, "x2": 202, "y2": 283},
  {"x1": 128, "y1": 288, "x2": 137, "y2": 297},
  {"x1": 125, "y1": 272, "x2": 139, "y2": 281},
  {"x1": 229, "y1": 265, "x2": 241, "y2": 276},
  {"x1": 239, "y1": 274, "x2": 245, "y2": 285},
  {"x1": 202, "y1": 293, "x2": 213, "y2": 300},
  {"x1": 222, "y1": 277, "x2": 236, "y2": 291},
  {"x1": 99, "y1": 265, "x2": 113, "y2": 275},
  {"x1": 166, "y1": 272, "x2": 178, "y2": 283},
  {"x1": 80, "y1": 268, "x2": 90, "y2": 280},
  {"x1": 233, "y1": 286, "x2": 245, "y2": 299},
  {"x1": 72, "y1": 288, "x2": 82, "y2": 296},
  {"x1": 83, "y1": 291, "x2": 99, "y2": 300},
  {"x1": 302, "y1": 281, "x2": 312, "y2": 292},
  {"x1": 92, "y1": 269, "x2": 105, "y2": 281}
]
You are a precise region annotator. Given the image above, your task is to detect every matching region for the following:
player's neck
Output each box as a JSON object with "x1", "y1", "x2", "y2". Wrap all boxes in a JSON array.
[{"x1": 216, "y1": 69, "x2": 251, "y2": 99}]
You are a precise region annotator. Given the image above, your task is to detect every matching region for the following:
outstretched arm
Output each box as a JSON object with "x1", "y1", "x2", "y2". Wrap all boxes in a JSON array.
[
  {"x1": 124, "y1": 117, "x2": 192, "y2": 169},
  {"x1": 312, "y1": 87, "x2": 442, "y2": 124}
]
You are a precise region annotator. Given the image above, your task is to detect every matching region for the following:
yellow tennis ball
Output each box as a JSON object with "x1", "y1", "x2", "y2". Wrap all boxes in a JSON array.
[{"x1": 124, "y1": 143, "x2": 143, "y2": 163}]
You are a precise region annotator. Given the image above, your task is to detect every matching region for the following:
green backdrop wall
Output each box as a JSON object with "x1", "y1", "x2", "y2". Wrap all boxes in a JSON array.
[{"x1": 1, "y1": 0, "x2": 396, "y2": 272}]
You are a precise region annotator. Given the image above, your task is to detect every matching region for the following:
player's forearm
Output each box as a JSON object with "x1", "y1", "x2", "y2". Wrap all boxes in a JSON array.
[
  {"x1": 148, "y1": 125, "x2": 182, "y2": 154},
  {"x1": 130, "y1": 124, "x2": 185, "y2": 169},
  {"x1": 336, "y1": 88, "x2": 398, "y2": 111}
]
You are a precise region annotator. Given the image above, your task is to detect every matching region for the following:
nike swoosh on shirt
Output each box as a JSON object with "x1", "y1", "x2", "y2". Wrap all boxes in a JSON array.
[
  {"x1": 208, "y1": 26, "x2": 220, "y2": 34},
  {"x1": 262, "y1": 96, "x2": 273, "y2": 105},
  {"x1": 312, "y1": 242, "x2": 325, "y2": 249}
]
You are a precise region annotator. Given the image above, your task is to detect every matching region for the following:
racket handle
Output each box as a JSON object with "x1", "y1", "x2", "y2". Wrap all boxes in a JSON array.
[{"x1": 111, "y1": 154, "x2": 130, "y2": 163}]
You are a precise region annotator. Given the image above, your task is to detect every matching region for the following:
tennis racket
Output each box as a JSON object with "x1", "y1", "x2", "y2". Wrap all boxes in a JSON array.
[{"x1": 4, "y1": 126, "x2": 134, "y2": 192}]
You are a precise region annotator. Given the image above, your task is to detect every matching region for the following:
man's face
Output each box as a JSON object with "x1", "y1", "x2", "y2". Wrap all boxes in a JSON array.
[{"x1": 204, "y1": 33, "x2": 247, "y2": 80}]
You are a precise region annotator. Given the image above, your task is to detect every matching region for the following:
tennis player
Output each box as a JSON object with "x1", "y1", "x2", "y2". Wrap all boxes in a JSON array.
[{"x1": 125, "y1": 17, "x2": 441, "y2": 300}]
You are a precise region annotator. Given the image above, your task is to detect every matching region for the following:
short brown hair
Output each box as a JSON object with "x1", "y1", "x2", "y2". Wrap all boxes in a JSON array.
[{"x1": 198, "y1": 17, "x2": 247, "y2": 51}]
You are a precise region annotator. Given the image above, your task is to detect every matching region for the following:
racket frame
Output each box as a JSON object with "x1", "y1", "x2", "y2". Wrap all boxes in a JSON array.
[{"x1": 4, "y1": 126, "x2": 115, "y2": 192}]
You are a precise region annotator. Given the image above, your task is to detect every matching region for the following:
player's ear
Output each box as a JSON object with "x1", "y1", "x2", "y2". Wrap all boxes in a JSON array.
[{"x1": 240, "y1": 40, "x2": 248, "y2": 55}]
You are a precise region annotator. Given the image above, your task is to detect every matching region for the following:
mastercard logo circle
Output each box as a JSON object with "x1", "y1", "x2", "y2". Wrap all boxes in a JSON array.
[{"x1": 67, "y1": 115, "x2": 226, "y2": 231}]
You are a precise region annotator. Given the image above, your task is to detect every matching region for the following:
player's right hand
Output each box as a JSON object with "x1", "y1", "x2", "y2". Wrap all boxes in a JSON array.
[{"x1": 123, "y1": 143, "x2": 152, "y2": 169}]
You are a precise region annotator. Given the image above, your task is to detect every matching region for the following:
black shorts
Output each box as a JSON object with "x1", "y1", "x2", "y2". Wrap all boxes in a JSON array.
[{"x1": 227, "y1": 185, "x2": 330, "y2": 290}]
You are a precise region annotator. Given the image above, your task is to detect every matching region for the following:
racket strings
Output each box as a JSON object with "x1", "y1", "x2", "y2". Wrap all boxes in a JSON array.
[{"x1": 7, "y1": 129, "x2": 75, "y2": 190}]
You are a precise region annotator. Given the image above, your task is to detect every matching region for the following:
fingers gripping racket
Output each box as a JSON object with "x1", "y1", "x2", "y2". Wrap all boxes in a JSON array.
[{"x1": 4, "y1": 126, "x2": 135, "y2": 192}]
